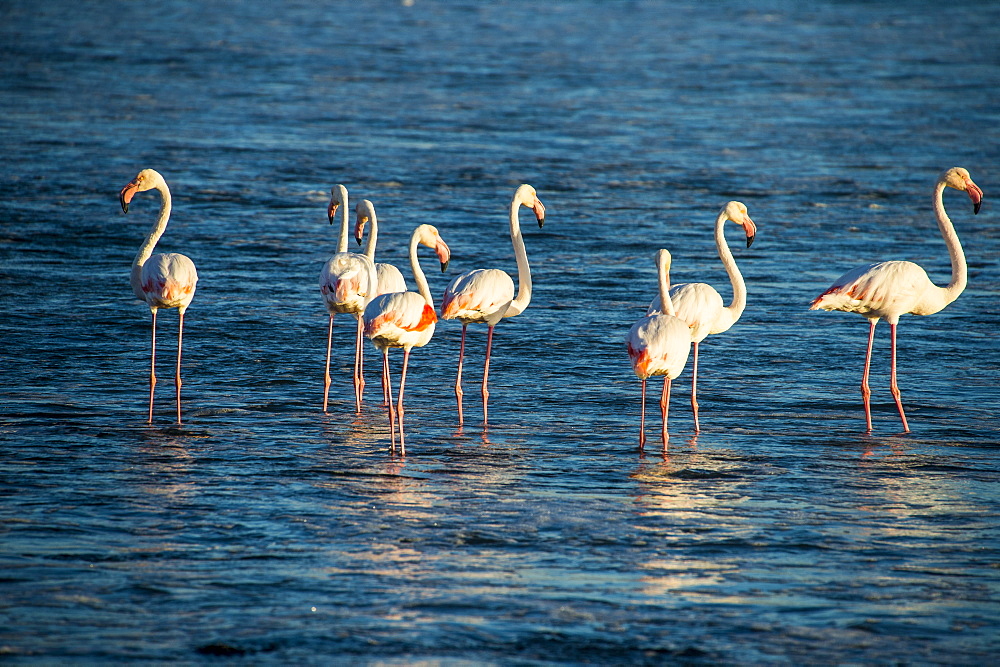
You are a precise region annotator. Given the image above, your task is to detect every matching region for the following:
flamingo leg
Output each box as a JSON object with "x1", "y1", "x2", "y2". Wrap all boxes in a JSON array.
[
  {"x1": 323, "y1": 314, "x2": 334, "y2": 413},
  {"x1": 148, "y1": 309, "x2": 158, "y2": 423},
  {"x1": 482, "y1": 324, "x2": 495, "y2": 425},
  {"x1": 889, "y1": 322, "x2": 910, "y2": 433},
  {"x1": 454, "y1": 323, "x2": 467, "y2": 425},
  {"x1": 175, "y1": 310, "x2": 184, "y2": 425},
  {"x1": 383, "y1": 350, "x2": 397, "y2": 451},
  {"x1": 353, "y1": 315, "x2": 366, "y2": 412},
  {"x1": 397, "y1": 348, "x2": 411, "y2": 455},
  {"x1": 660, "y1": 376, "x2": 672, "y2": 447},
  {"x1": 861, "y1": 319, "x2": 876, "y2": 433},
  {"x1": 690, "y1": 341, "x2": 700, "y2": 433},
  {"x1": 638, "y1": 378, "x2": 647, "y2": 451}
]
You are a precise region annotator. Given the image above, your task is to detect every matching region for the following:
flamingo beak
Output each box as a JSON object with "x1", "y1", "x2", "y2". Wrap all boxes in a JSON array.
[
  {"x1": 120, "y1": 179, "x2": 139, "y2": 214},
  {"x1": 327, "y1": 201, "x2": 339, "y2": 224},
  {"x1": 967, "y1": 180, "x2": 983, "y2": 215},
  {"x1": 354, "y1": 215, "x2": 367, "y2": 246},
  {"x1": 436, "y1": 239, "x2": 451, "y2": 272},
  {"x1": 533, "y1": 197, "x2": 546, "y2": 228},
  {"x1": 742, "y1": 215, "x2": 757, "y2": 248}
]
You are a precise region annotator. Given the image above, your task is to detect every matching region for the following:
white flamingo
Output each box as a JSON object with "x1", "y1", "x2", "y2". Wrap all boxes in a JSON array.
[
  {"x1": 364, "y1": 224, "x2": 451, "y2": 453},
  {"x1": 647, "y1": 201, "x2": 757, "y2": 432},
  {"x1": 319, "y1": 184, "x2": 376, "y2": 413},
  {"x1": 355, "y1": 199, "x2": 407, "y2": 294},
  {"x1": 440, "y1": 184, "x2": 546, "y2": 426},
  {"x1": 119, "y1": 168, "x2": 199, "y2": 424},
  {"x1": 810, "y1": 167, "x2": 983, "y2": 432},
  {"x1": 628, "y1": 250, "x2": 692, "y2": 449}
]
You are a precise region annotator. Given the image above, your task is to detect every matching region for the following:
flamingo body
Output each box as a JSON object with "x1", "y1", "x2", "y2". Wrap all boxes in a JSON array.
[
  {"x1": 441, "y1": 268, "x2": 514, "y2": 326},
  {"x1": 809, "y1": 166, "x2": 983, "y2": 432},
  {"x1": 376, "y1": 263, "x2": 407, "y2": 295},
  {"x1": 137, "y1": 252, "x2": 198, "y2": 310}
]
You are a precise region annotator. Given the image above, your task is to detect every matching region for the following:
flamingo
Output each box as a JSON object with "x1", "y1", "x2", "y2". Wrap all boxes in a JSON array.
[
  {"x1": 319, "y1": 184, "x2": 377, "y2": 413},
  {"x1": 440, "y1": 184, "x2": 545, "y2": 426},
  {"x1": 810, "y1": 167, "x2": 983, "y2": 432},
  {"x1": 119, "y1": 168, "x2": 199, "y2": 424},
  {"x1": 363, "y1": 224, "x2": 451, "y2": 453},
  {"x1": 355, "y1": 199, "x2": 407, "y2": 294},
  {"x1": 647, "y1": 200, "x2": 757, "y2": 432},
  {"x1": 628, "y1": 250, "x2": 692, "y2": 449}
]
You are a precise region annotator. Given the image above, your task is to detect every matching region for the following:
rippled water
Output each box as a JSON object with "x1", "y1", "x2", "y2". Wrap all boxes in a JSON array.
[{"x1": 2, "y1": 0, "x2": 999, "y2": 662}]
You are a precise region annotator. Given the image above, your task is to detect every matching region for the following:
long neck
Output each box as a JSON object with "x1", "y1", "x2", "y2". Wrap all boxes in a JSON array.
[
  {"x1": 409, "y1": 234, "x2": 433, "y2": 307},
  {"x1": 715, "y1": 210, "x2": 747, "y2": 322},
  {"x1": 933, "y1": 180, "x2": 967, "y2": 302},
  {"x1": 363, "y1": 208, "x2": 378, "y2": 260},
  {"x1": 504, "y1": 199, "x2": 532, "y2": 317},
  {"x1": 336, "y1": 195, "x2": 349, "y2": 254},
  {"x1": 131, "y1": 181, "x2": 171, "y2": 297},
  {"x1": 657, "y1": 257, "x2": 675, "y2": 317}
]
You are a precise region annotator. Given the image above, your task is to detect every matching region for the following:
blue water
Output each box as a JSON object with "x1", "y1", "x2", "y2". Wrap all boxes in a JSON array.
[{"x1": 2, "y1": 0, "x2": 999, "y2": 662}]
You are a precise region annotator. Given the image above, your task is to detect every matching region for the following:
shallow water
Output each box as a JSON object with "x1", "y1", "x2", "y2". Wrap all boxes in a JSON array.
[{"x1": 2, "y1": 0, "x2": 999, "y2": 663}]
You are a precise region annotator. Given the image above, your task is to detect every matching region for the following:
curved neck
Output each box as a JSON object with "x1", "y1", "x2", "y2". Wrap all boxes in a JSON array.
[
  {"x1": 336, "y1": 195, "x2": 350, "y2": 254},
  {"x1": 131, "y1": 181, "x2": 171, "y2": 297},
  {"x1": 409, "y1": 233, "x2": 433, "y2": 307},
  {"x1": 657, "y1": 256, "x2": 675, "y2": 317},
  {"x1": 363, "y1": 207, "x2": 378, "y2": 260},
  {"x1": 933, "y1": 180, "x2": 967, "y2": 302},
  {"x1": 504, "y1": 198, "x2": 532, "y2": 317},
  {"x1": 715, "y1": 210, "x2": 747, "y2": 321}
]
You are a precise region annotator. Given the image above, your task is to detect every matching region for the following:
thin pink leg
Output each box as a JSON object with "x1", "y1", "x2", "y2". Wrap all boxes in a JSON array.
[
  {"x1": 454, "y1": 323, "x2": 467, "y2": 425},
  {"x1": 660, "y1": 376, "x2": 672, "y2": 447},
  {"x1": 175, "y1": 310, "x2": 184, "y2": 425},
  {"x1": 383, "y1": 350, "x2": 397, "y2": 450},
  {"x1": 148, "y1": 309, "x2": 158, "y2": 423},
  {"x1": 397, "y1": 348, "x2": 411, "y2": 455},
  {"x1": 861, "y1": 319, "x2": 876, "y2": 432},
  {"x1": 323, "y1": 314, "x2": 334, "y2": 413},
  {"x1": 888, "y1": 322, "x2": 910, "y2": 433},
  {"x1": 638, "y1": 378, "x2": 647, "y2": 451},
  {"x1": 353, "y1": 315, "x2": 365, "y2": 412},
  {"x1": 482, "y1": 324, "x2": 495, "y2": 425},
  {"x1": 690, "y1": 341, "x2": 700, "y2": 433}
]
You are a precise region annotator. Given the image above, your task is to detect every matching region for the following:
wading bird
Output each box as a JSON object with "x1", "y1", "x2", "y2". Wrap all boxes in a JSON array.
[
  {"x1": 320, "y1": 185, "x2": 376, "y2": 413},
  {"x1": 440, "y1": 184, "x2": 545, "y2": 426},
  {"x1": 364, "y1": 224, "x2": 451, "y2": 453},
  {"x1": 119, "y1": 168, "x2": 199, "y2": 424},
  {"x1": 647, "y1": 201, "x2": 757, "y2": 432},
  {"x1": 810, "y1": 167, "x2": 983, "y2": 432},
  {"x1": 628, "y1": 250, "x2": 692, "y2": 449}
]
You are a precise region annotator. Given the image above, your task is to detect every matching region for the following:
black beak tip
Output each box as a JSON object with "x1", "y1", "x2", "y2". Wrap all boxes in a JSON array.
[
  {"x1": 746, "y1": 234, "x2": 755, "y2": 248},
  {"x1": 537, "y1": 217, "x2": 545, "y2": 229},
  {"x1": 120, "y1": 199, "x2": 129, "y2": 214},
  {"x1": 440, "y1": 260, "x2": 450, "y2": 272},
  {"x1": 974, "y1": 201, "x2": 982, "y2": 215}
]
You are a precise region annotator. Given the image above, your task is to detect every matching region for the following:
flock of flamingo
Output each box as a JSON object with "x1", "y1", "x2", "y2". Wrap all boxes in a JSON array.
[{"x1": 119, "y1": 166, "x2": 983, "y2": 451}]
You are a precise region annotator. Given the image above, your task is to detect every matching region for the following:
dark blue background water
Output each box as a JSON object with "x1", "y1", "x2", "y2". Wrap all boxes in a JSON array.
[{"x1": 2, "y1": 0, "x2": 999, "y2": 662}]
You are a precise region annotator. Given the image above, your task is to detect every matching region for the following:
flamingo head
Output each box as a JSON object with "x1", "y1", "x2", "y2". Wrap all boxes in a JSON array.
[
  {"x1": 119, "y1": 168, "x2": 164, "y2": 214},
  {"x1": 414, "y1": 224, "x2": 451, "y2": 272},
  {"x1": 354, "y1": 199, "x2": 376, "y2": 246},
  {"x1": 514, "y1": 184, "x2": 546, "y2": 228},
  {"x1": 328, "y1": 184, "x2": 348, "y2": 224},
  {"x1": 943, "y1": 167, "x2": 983, "y2": 215},
  {"x1": 656, "y1": 248, "x2": 672, "y2": 277},
  {"x1": 723, "y1": 200, "x2": 756, "y2": 248}
]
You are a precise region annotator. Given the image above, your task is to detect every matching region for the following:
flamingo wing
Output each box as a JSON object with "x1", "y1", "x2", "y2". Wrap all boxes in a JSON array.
[
  {"x1": 376, "y1": 262, "x2": 407, "y2": 295},
  {"x1": 627, "y1": 314, "x2": 691, "y2": 380},
  {"x1": 810, "y1": 260, "x2": 931, "y2": 318},
  {"x1": 365, "y1": 292, "x2": 437, "y2": 348},
  {"x1": 141, "y1": 252, "x2": 198, "y2": 309},
  {"x1": 441, "y1": 268, "x2": 515, "y2": 322}
]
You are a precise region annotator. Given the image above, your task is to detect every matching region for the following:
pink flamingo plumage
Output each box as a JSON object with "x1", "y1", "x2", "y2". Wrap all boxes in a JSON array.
[
  {"x1": 319, "y1": 185, "x2": 376, "y2": 413},
  {"x1": 364, "y1": 224, "x2": 451, "y2": 453},
  {"x1": 810, "y1": 167, "x2": 983, "y2": 432},
  {"x1": 440, "y1": 184, "x2": 545, "y2": 426},
  {"x1": 628, "y1": 250, "x2": 692, "y2": 450},
  {"x1": 647, "y1": 201, "x2": 756, "y2": 432},
  {"x1": 119, "y1": 168, "x2": 199, "y2": 424}
]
